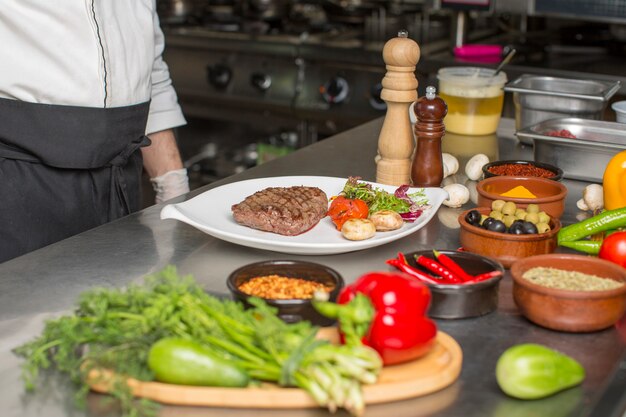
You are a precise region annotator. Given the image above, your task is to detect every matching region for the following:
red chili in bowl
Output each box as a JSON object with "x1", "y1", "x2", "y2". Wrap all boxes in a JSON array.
[{"x1": 487, "y1": 164, "x2": 555, "y2": 178}]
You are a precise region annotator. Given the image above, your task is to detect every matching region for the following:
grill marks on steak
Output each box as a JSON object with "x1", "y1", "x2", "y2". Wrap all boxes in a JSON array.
[{"x1": 231, "y1": 186, "x2": 328, "y2": 236}]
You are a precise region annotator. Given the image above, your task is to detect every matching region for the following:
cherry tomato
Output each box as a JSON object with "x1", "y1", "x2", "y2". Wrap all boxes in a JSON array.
[
  {"x1": 327, "y1": 196, "x2": 369, "y2": 231},
  {"x1": 598, "y1": 231, "x2": 626, "y2": 267}
]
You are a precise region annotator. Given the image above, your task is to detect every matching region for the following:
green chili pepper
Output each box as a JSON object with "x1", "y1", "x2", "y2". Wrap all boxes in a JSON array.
[
  {"x1": 496, "y1": 344, "x2": 585, "y2": 400},
  {"x1": 559, "y1": 240, "x2": 601, "y2": 255},
  {"x1": 557, "y1": 207, "x2": 626, "y2": 244}
]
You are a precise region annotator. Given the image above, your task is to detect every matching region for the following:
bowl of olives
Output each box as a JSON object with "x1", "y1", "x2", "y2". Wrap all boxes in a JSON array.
[{"x1": 458, "y1": 205, "x2": 561, "y2": 268}]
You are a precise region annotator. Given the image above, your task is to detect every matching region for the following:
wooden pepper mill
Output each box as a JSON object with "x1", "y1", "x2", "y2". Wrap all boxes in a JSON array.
[
  {"x1": 376, "y1": 30, "x2": 420, "y2": 186},
  {"x1": 411, "y1": 86, "x2": 448, "y2": 187}
]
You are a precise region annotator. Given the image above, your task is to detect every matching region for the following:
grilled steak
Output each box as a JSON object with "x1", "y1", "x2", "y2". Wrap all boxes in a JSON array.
[{"x1": 231, "y1": 186, "x2": 328, "y2": 235}]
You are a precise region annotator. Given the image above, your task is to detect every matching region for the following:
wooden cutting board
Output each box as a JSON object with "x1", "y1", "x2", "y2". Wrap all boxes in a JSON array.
[{"x1": 87, "y1": 330, "x2": 462, "y2": 408}]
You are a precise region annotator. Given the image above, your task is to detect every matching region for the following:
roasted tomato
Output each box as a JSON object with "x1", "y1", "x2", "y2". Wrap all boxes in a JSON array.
[
  {"x1": 599, "y1": 231, "x2": 626, "y2": 267},
  {"x1": 327, "y1": 196, "x2": 369, "y2": 230}
]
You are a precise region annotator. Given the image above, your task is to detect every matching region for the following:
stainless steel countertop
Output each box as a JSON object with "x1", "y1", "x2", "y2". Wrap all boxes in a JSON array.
[{"x1": 1, "y1": 118, "x2": 625, "y2": 417}]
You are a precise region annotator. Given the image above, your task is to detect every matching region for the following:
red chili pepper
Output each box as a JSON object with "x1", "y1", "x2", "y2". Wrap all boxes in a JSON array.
[
  {"x1": 463, "y1": 270, "x2": 503, "y2": 284},
  {"x1": 415, "y1": 255, "x2": 463, "y2": 283},
  {"x1": 385, "y1": 258, "x2": 445, "y2": 285},
  {"x1": 432, "y1": 250, "x2": 474, "y2": 282},
  {"x1": 330, "y1": 272, "x2": 437, "y2": 365}
]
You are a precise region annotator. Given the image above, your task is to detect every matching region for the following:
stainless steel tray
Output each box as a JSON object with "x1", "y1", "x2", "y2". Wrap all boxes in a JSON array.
[
  {"x1": 504, "y1": 75, "x2": 621, "y2": 101},
  {"x1": 516, "y1": 117, "x2": 626, "y2": 182},
  {"x1": 505, "y1": 75, "x2": 621, "y2": 144}
]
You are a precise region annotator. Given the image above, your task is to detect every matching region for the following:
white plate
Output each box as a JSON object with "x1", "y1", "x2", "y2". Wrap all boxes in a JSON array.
[{"x1": 160, "y1": 176, "x2": 448, "y2": 255}]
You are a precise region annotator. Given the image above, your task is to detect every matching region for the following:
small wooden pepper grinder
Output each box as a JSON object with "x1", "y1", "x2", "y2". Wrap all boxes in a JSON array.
[
  {"x1": 411, "y1": 86, "x2": 448, "y2": 187},
  {"x1": 376, "y1": 30, "x2": 420, "y2": 186}
]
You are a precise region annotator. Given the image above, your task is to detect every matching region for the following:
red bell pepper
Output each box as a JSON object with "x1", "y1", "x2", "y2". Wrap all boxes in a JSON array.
[{"x1": 315, "y1": 272, "x2": 437, "y2": 366}]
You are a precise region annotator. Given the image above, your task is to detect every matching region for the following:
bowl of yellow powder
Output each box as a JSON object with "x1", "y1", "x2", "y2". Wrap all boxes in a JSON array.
[{"x1": 476, "y1": 176, "x2": 567, "y2": 219}]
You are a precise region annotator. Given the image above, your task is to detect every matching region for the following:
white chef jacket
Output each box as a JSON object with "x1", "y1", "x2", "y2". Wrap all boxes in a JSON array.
[{"x1": 0, "y1": 0, "x2": 186, "y2": 135}]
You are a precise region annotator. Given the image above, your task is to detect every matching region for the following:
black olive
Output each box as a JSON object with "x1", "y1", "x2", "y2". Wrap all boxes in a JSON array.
[
  {"x1": 487, "y1": 219, "x2": 507, "y2": 233},
  {"x1": 521, "y1": 221, "x2": 539, "y2": 234},
  {"x1": 482, "y1": 217, "x2": 495, "y2": 230},
  {"x1": 465, "y1": 210, "x2": 482, "y2": 226},
  {"x1": 508, "y1": 222, "x2": 526, "y2": 235}
]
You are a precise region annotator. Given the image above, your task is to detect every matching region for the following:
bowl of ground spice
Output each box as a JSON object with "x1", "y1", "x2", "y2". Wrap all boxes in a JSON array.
[
  {"x1": 476, "y1": 176, "x2": 568, "y2": 218},
  {"x1": 482, "y1": 160, "x2": 563, "y2": 181},
  {"x1": 227, "y1": 260, "x2": 344, "y2": 326},
  {"x1": 511, "y1": 254, "x2": 626, "y2": 332}
]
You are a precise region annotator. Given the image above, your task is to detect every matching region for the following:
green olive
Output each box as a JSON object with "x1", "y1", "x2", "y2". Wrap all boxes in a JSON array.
[
  {"x1": 502, "y1": 201, "x2": 517, "y2": 216},
  {"x1": 490, "y1": 210, "x2": 504, "y2": 221},
  {"x1": 538, "y1": 211, "x2": 551, "y2": 224},
  {"x1": 480, "y1": 214, "x2": 489, "y2": 225},
  {"x1": 525, "y1": 212, "x2": 539, "y2": 224},
  {"x1": 515, "y1": 209, "x2": 527, "y2": 220},
  {"x1": 526, "y1": 203, "x2": 540, "y2": 214},
  {"x1": 492, "y1": 199, "x2": 506, "y2": 212},
  {"x1": 536, "y1": 222, "x2": 551, "y2": 234},
  {"x1": 503, "y1": 215, "x2": 517, "y2": 228}
]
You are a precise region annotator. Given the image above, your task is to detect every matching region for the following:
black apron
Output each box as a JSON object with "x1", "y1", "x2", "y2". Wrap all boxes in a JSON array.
[{"x1": 0, "y1": 98, "x2": 151, "y2": 263}]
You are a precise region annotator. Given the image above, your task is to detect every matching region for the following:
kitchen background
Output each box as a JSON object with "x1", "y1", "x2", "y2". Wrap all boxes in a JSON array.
[{"x1": 144, "y1": 0, "x2": 626, "y2": 204}]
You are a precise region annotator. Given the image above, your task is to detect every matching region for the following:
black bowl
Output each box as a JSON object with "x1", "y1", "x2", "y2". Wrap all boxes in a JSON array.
[
  {"x1": 227, "y1": 260, "x2": 344, "y2": 326},
  {"x1": 402, "y1": 250, "x2": 505, "y2": 319},
  {"x1": 482, "y1": 160, "x2": 563, "y2": 181}
]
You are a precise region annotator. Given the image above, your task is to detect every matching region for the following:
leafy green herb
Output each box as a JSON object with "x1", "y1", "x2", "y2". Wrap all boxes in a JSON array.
[
  {"x1": 342, "y1": 177, "x2": 408, "y2": 212},
  {"x1": 13, "y1": 266, "x2": 381, "y2": 417},
  {"x1": 341, "y1": 177, "x2": 429, "y2": 221}
]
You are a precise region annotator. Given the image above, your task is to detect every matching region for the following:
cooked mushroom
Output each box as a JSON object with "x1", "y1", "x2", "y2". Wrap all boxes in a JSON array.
[
  {"x1": 369, "y1": 210, "x2": 404, "y2": 231},
  {"x1": 341, "y1": 218, "x2": 377, "y2": 241}
]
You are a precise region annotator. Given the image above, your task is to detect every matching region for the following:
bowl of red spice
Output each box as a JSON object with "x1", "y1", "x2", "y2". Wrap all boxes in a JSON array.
[
  {"x1": 227, "y1": 260, "x2": 344, "y2": 326},
  {"x1": 476, "y1": 175, "x2": 568, "y2": 219},
  {"x1": 511, "y1": 254, "x2": 626, "y2": 332},
  {"x1": 482, "y1": 160, "x2": 563, "y2": 181}
]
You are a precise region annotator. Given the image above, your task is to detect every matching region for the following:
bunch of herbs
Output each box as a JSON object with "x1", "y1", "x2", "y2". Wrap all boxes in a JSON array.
[{"x1": 14, "y1": 266, "x2": 381, "y2": 417}]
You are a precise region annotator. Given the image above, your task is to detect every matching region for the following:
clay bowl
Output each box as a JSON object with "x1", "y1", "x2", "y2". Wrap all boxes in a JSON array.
[
  {"x1": 227, "y1": 260, "x2": 344, "y2": 326},
  {"x1": 482, "y1": 160, "x2": 563, "y2": 181},
  {"x1": 458, "y1": 207, "x2": 561, "y2": 268},
  {"x1": 476, "y1": 176, "x2": 568, "y2": 219},
  {"x1": 403, "y1": 250, "x2": 505, "y2": 319},
  {"x1": 511, "y1": 254, "x2": 626, "y2": 332}
]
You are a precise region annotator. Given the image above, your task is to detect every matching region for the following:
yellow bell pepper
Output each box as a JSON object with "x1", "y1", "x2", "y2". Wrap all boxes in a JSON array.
[{"x1": 603, "y1": 150, "x2": 626, "y2": 210}]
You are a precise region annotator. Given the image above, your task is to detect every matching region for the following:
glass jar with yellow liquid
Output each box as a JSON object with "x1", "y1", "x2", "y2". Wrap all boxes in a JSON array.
[{"x1": 437, "y1": 67, "x2": 507, "y2": 135}]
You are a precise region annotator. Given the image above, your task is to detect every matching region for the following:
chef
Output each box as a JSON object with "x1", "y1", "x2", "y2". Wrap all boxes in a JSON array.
[{"x1": 0, "y1": 1, "x2": 189, "y2": 262}]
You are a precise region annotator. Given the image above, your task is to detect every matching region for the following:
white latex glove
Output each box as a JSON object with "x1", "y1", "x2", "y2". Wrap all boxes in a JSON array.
[{"x1": 150, "y1": 168, "x2": 190, "y2": 204}]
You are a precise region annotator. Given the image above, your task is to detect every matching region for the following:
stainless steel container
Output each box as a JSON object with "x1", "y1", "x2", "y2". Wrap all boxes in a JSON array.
[
  {"x1": 504, "y1": 75, "x2": 621, "y2": 144},
  {"x1": 404, "y1": 250, "x2": 505, "y2": 319},
  {"x1": 516, "y1": 118, "x2": 626, "y2": 182}
]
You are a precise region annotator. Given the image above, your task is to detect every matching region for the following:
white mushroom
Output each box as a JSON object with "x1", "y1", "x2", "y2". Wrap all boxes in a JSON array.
[
  {"x1": 576, "y1": 184, "x2": 604, "y2": 211},
  {"x1": 442, "y1": 153, "x2": 459, "y2": 178},
  {"x1": 442, "y1": 184, "x2": 470, "y2": 208},
  {"x1": 465, "y1": 154, "x2": 490, "y2": 181},
  {"x1": 369, "y1": 210, "x2": 404, "y2": 231},
  {"x1": 341, "y1": 218, "x2": 377, "y2": 241}
]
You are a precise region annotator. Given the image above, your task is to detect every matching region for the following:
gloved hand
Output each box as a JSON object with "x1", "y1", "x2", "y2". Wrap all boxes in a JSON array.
[{"x1": 150, "y1": 168, "x2": 190, "y2": 204}]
